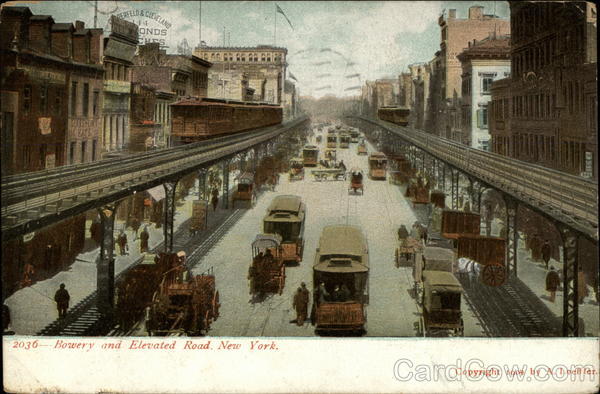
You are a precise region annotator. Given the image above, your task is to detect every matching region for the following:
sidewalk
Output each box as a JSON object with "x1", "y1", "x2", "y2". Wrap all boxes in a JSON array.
[{"x1": 4, "y1": 189, "x2": 236, "y2": 335}]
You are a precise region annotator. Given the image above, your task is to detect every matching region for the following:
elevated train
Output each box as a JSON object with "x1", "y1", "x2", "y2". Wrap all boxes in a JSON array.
[
  {"x1": 171, "y1": 97, "x2": 283, "y2": 144},
  {"x1": 377, "y1": 106, "x2": 410, "y2": 126}
]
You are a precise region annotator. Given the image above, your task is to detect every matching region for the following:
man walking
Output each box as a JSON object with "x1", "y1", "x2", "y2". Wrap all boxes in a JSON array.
[
  {"x1": 54, "y1": 283, "x2": 70, "y2": 319},
  {"x1": 545, "y1": 267, "x2": 560, "y2": 303},
  {"x1": 541, "y1": 240, "x2": 552, "y2": 270},
  {"x1": 140, "y1": 226, "x2": 150, "y2": 253}
]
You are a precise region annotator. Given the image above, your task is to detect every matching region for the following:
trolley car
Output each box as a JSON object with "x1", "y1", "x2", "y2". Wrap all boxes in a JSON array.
[
  {"x1": 326, "y1": 133, "x2": 338, "y2": 148},
  {"x1": 302, "y1": 145, "x2": 319, "y2": 167},
  {"x1": 263, "y1": 195, "x2": 306, "y2": 263},
  {"x1": 339, "y1": 133, "x2": 350, "y2": 148},
  {"x1": 171, "y1": 98, "x2": 282, "y2": 144},
  {"x1": 313, "y1": 225, "x2": 369, "y2": 335},
  {"x1": 232, "y1": 172, "x2": 255, "y2": 208},
  {"x1": 378, "y1": 106, "x2": 410, "y2": 126},
  {"x1": 368, "y1": 152, "x2": 388, "y2": 180}
]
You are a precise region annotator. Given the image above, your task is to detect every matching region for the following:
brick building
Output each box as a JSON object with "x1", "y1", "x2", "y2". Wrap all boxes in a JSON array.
[
  {"x1": 102, "y1": 15, "x2": 138, "y2": 156},
  {"x1": 0, "y1": 6, "x2": 90, "y2": 297},
  {"x1": 194, "y1": 45, "x2": 287, "y2": 104},
  {"x1": 428, "y1": 6, "x2": 510, "y2": 137},
  {"x1": 66, "y1": 20, "x2": 104, "y2": 165},
  {"x1": 1, "y1": 8, "x2": 69, "y2": 174},
  {"x1": 457, "y1": 35, "x2": 511, "y2": 150},
  {"x1": 133, "y1": 43, "x2": 211, "y2": 147},
  {"x1": 490, "y1": 1, "x2": 597, "y2": 178}
]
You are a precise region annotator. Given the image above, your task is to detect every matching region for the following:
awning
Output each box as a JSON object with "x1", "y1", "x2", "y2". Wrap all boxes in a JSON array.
[{"x1": 147, "y1": 185, "x2": 166, "y2": 201}]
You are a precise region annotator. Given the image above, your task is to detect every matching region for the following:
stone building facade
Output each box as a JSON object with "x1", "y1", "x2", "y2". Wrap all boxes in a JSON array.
[
  {"x1": 102, "y1": 16, "x2": 138, "y2": 156},
  {"x1": 490, "y1": 1, "x2": 597, "y2": 178},
  {"x1": 457, "y1": 35, "x2": 511, "y2": 150},
  {"x1": 428, "y1": 6, "x2": 510, "y2": 137},
  {"x1": 194, "y1": 45, "x2": 287, "y2": 104}
]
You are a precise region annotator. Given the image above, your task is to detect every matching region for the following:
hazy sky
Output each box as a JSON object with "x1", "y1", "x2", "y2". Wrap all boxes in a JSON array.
[{"x1": 9, "y1": 1, "x2": 509, "y2": 97}]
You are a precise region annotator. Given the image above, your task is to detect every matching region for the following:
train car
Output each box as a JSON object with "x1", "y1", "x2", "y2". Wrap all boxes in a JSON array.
[
  {"x1": 171, "y1": 98, "x2": 283, "y2": 144},
  {"x1": 378, "y1": 106, "x2": 410, "y2": 126},
  {"x1": 313, "y1": 225, "x2": 369, "y2": 335},
  {"x1": 302, "y1": 145, "x2": 319, "y2": 167}
]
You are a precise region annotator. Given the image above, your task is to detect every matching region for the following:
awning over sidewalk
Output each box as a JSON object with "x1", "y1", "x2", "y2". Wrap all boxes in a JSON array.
[{"x1": 147, "y1": 185, "x2": 166, "y2": 202}]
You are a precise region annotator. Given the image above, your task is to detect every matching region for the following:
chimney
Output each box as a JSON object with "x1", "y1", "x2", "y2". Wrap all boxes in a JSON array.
[
  {"x1": 469, "y1": 6, "x2": 484, "y2": 20},
  {"x1": 75, "y1": 20, "x2": 85, "y2": 30},
  {"x1": 448, "y1": 9, "x2": 456, "y2": 19}
]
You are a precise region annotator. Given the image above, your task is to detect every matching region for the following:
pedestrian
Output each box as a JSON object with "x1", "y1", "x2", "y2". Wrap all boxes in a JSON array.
[
  {"x1": 397, "y1": 225, "x2": 409, "y2": 242},
  {"x1": 541, "y1": 240, "x2": 552, "y2": 270},
  {"x1": 140, "y1": 226, "x2": 150, "y2": 253},
  {"x1": 578, "y1": 269, "x2": 588, "y2": 304},
  {"x1": 545, "y1": 267, "x2": 560, "y2": 303},
  {"x1": 54, "y1": 283, "x2": 70, "y2": 319},
  {"x1": 293, "y1": 287, "x2": 308, "y2": 326},
  {"x1": 211, "y1": 188, "x2": 219, "y2": 211},
  {"x1": 131, "y1": 217, "x2": 141, "y2": 241},
  {"x1": 118, "y1": 231, "x2": 128, "y2": 256}
]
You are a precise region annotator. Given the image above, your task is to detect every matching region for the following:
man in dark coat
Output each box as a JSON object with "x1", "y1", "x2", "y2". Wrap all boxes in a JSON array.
[
  {"x1": 546, "y1": 267, "x2": 560, "y2": 303},
  {"x1": 211, "y1": 188, "x2": 219, "y2": 211},
  {"x1": 293, "y1": 287, "x2": 308, "y2": 326},
  {"x1": 541, "y1": 240, "x2": 552, "y2": 270},
  {"x1": 118, "y1": 231, "x2": 128, "y2": 256},
  {"x1": 54, "y1": 283, "x2": 70, "y2": 318},
  {"x1": 140, "y1": 226, "x2": 150, "y2": 253}
]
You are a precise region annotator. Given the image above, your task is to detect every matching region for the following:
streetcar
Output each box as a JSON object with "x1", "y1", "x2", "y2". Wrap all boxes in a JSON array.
[
  {"x1": 339, "y1": 132, "x2": 350, "y2": 149},
  {"x1": 368, "y1": 152, "x2": 388, "y2": 180},
  {"x1": 263, "y1": 195, "x2": 306, "y2": 263},
  {"x1": 327, "y1": 134, "x2": 338, "y2": 149},
  {"x1": 313, "y1": 225, "x2": 369, "y2": 335},
  {"x1": 232, "y1": 172, "x2": 255, "y2": 208},
  {"x1": 302, "y1": 145, "x2": 319, "y2": 167}
]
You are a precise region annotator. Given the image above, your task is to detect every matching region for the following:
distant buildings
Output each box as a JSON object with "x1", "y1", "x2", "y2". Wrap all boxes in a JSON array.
[
  {"x1": 457, "y1": 35, "x2": 511, "y2": 150},
  {"x1": 489, "y1": 1, "x2": 597, "y2": 178},
  {"x1": 194, "y1": 45, "x2": 287, "y2": 104}
]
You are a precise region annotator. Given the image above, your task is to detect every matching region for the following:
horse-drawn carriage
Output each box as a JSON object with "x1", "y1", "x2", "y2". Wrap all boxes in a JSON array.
[
  {"x1": 414, "y1": 246, "x2": 463, "y2": 337},
  {"x1": 263, "y1": 195, "x2": 306, "y2": 263},
  {"x1": 456, "y1": 235, "x2": 507, "y2": 287},
  {"x1": 313, "y1": 225, "x2": 369, "y2": 335},
  {"x1": 289, "y1": 157, "x2": 304, "y2": 181},
  {"x1": 248, "y1": 234, "x2": 286, "y2": 295},
  {"x1": 348, "y1": 168, "x2": 364, "y2": 195},
  {"x1": 395, "y1": 236, "x2": 423, "y2": 267},
  {"x1": 146, "y1": 254, "x2": 220, "y2": 336},
  {"x1": 232, "y1": 172, "x2": 255, "y2": 208}
]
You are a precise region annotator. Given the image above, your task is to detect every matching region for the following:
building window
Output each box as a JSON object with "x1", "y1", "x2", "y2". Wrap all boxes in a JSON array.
[
  {"x1": 39, "y1": 144, "x2": 46, "y2": 168},
  {"x1": 477, "y1": 105, "x2": 488, "y2": 129},
  {"x1": 93, "y1": 90, "x2": 99, "y2": 116},
  {"x1": 40, "y1": 84, "x2": 48, "y2": 114},
  {"x1": 69, "y1": 142, "x2": 76, "y2": 164},
  {"x1": 481, "y1": 75, "x2": 494, "y2": 94},
  {"x1": 82, "y1": 83, "x2": 90, "y2": 117},
  {"x1": 81, "y1": 140, "x2": 87, "y2": 163},
  {"x1": 23, "y1": 85, "x2": 31, "y2": 113},
  {"x1": 22, "y1": 145, "x2": 31, "y2": 169},
  {"x1": 92, "y1": 139, "x2": 97, "y2": 161},
  {"x1": 71, "y1": 82, "x2": 77, "y2": 116}
]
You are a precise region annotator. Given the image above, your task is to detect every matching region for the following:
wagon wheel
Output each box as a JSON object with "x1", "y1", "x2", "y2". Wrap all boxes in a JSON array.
[
  {"x1": 212, "y1": 290, "x2": 220, "y2": 319},
  {"x1": 481, "y1": 262, "x2": 506, "y2": 287}
]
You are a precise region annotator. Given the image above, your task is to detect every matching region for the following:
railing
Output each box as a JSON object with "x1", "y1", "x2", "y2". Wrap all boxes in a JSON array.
[
  {"x1": 1, "y1": 117, "x2": 307, "y2": 236},
  {"x1": 359, "y1": 117, "x2": 598, "y2": 239}
]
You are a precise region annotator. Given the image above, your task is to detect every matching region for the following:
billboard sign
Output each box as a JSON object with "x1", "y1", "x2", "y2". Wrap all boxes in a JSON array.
[{"x1": 113, "y1": 9, "x2": 172, "y2": 48}]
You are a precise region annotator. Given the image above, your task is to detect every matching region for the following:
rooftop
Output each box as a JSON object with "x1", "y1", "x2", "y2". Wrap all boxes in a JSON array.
[{"x1": 457, "y1": 35, "x2": 511, "y2": 61}]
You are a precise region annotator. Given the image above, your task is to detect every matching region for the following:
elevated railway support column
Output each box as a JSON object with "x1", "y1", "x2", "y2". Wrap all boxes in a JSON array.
[
  {"x1": 222, "y1": 158, "x2": 231, "y2": 209},
  {"x1": 504, "y1": 196, "x2": 519, "y2": 278},
  {"x1": 163, "y1": 180, "x2": 179, "y2": 253},
  {"x1": 97, "y1": 203, "x2": 120, "y2": 315},
  {"x1": 450, "y1": 169, "x2": 459, "y2": 210},
  {"x1": 559, "y1": 226, "x2": 580, "y2": 336},
  {"x1": 197, "y1": 168, "x2": 208, "y2": 200}
]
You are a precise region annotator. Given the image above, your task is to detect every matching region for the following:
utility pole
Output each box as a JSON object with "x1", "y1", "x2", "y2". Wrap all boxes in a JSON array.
[
  {"x1": 93, "y1": 0, "x2": 98, "y2": 28},
  {"x1": 198, "y1": 1, "x2": 202, "y2": 48}
]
